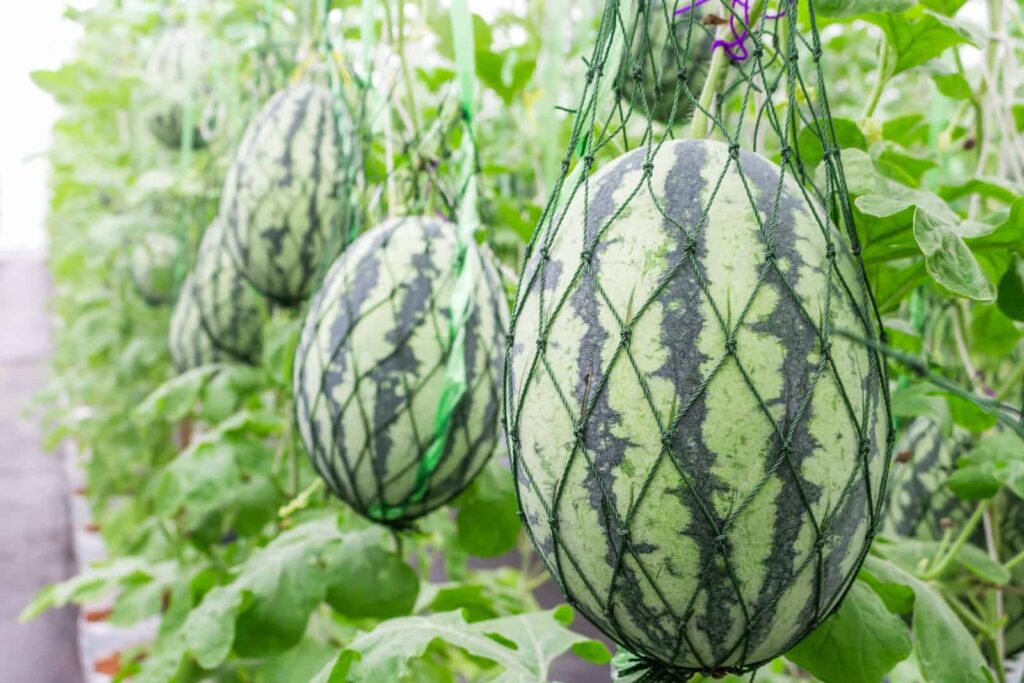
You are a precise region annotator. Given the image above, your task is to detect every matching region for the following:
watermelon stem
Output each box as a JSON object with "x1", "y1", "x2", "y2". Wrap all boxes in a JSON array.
[{"x1": 922, "y1": 499, "x2": 991, "y2": 580}]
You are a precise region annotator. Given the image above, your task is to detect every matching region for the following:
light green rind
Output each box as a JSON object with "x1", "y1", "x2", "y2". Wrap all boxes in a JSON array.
[{"x1": 507, "y1": 139, "x2": 890, "y2": 673}]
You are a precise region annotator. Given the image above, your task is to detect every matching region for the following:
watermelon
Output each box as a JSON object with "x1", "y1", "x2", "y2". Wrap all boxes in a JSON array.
[
  {"x1": 192, "y1": 219, "x2": 267, "y2": 363},
  {"x1": 169, "y1": 275, "x2": 230, "y2": 372},
  {"x1": 293, "y1": 216, "x2": 508, "y2": 524},
  {"x1": 145, "y1": 28, "x2": 212, "y2": 149},
  {"x1": 506, "y1": 139, "x2": 890, "y2": 674},
  {"x1": 221, "y1": 83, "x2": 350, "y2": 304},
  {"x1": 886, "y1": 417, "x2": 1024, "y2": 657},
  {"x1": 130, "y1": 231, "x2": 181, "y2": 305},
  {"x1": 615, "y1": 0, "x2": 715, "y2": 124}
]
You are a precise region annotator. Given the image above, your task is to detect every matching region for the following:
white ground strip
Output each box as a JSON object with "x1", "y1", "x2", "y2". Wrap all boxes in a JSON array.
[{"x1": 63, "y1": 443, "x2": 159, "y2": 683}]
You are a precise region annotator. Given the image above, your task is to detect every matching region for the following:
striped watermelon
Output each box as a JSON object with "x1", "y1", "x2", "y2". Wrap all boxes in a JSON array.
[
  {"x1": 145, "y1": 28, "x2": 212, "y2": 149},
  {"x1": 221, "y1": 83, "x2": 349, "y2": 304},
  {"x1": 192, "y1": 219, "x2": 266, "y2": 363},
  {"x1": 130, "y1": 231, "x2": 181, "y2": 305},
  {"x1": 293, "y1": 216, "x2": 508, "y2": 524},
  {"x1": 615, "y1": 0, "x2": 714, "y2": 124},
  {"x1": 169, "y1": 275, "x2": 230, "y2": 372},
  {"x1": 506, "y1": 139, "x2": 890, "y2": 674},
  {"x1": 886, "y1": 417, "x2": 1024, "y2": 656}
]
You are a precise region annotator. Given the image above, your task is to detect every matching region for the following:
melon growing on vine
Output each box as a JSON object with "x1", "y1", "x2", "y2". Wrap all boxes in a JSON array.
[
  {"x1": 169, "y1": 275, "x2": 229, "y2": 371},
  {"x1": 506, "y1": 139, "x2": 890, "y2": 673},
  {"x1": 130, "y1": 231, "x2": 181, "y2": 305},
  {"x1": 144, "y1": 28, "x2": 212, "y2": 149},
  {"x1": 293, "y1": 216, "x2": 507, "y2": 523},
  {"x1": 886, "y1": 417, "x2": 1024, "y2": 657},
  {"x1": 192, "y1": 219, "x2": 266, "y2": 363},
  {"x1": 221, "y1": 82, "x2": 350, "y2": 304}
]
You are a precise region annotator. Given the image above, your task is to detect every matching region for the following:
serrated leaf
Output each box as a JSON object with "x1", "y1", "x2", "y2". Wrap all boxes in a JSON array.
[
  {"x1": 866, "y1": 11, "x2": 975, "y2": 76},
  {"x1": 315, "y1": 608, "x2": 609, "y2": 683}
]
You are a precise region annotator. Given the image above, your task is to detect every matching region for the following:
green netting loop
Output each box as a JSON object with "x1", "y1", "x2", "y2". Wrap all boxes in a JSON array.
[{"x1": 504, "y1": 0, "x2": 894, "y2": 677}]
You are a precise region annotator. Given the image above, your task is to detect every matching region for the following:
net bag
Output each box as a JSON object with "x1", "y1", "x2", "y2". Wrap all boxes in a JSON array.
[{"x1": 505, "y1": 0, "x2": 894, "y2": 678}]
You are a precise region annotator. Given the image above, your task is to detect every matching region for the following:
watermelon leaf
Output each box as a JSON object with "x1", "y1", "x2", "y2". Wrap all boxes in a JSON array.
[
  {"x1": 997, "y1": 257, "x2": 1024, "y2": 321},
  {"x1": 312, "y1": 607, "x2": 609, "y2": 683},
  {"x1": 454, "y1": 461, "x2": 521, "y2": 558},
  {"x1": 787, "y1": 580, "x2": 911, "y2": 682},
  {"x1": 861, "y1": 556, "x2": 992, "y2": 683}
]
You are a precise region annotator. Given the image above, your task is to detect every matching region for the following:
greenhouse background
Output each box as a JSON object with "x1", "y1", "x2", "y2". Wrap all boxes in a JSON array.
[{"x1": 2, "y1": 0, "x2": 1024, "y2": 682}]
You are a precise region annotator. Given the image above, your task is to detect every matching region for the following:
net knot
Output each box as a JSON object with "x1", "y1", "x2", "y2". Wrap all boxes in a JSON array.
[
  {"x1": 820, "y1": 340, "x2": 832, "y2": 360},
  {"x1": 573, "y1": 422, "x2": 587, "y2": 441},
  {"x1": 676, "y1": 66, "x2": 687, "y2": 81},
  {"x1": 580, "y1": 247, "x2": 594, "y2": 263},
  {"x1": 727, "y1": 142, "x2": 740, "y2": 160},
  {"x1": 536, "y1": 336, "x2": 547, "y2": 352},
  {"x1": 752, "y1": 45, "x2": 764, "y2": 59},
  {"x1": 586, "y1": 65, "x2": 604, "y2": 82},
  {"x1": 812, "y1": 45, "x2": 823, "y2": 61},
  {"x1": 642, "y1": 161, "x2": 655, "y2": 177},
  {"x1": 725, "y1": 336, "x2": 737, "y2": 355},
  {"x1": 825, "y1": 243, "x2": 836, "y2": 260},
  {"x1": 858, "y1": 437, "x2": 871, "y2": 458},
  {"x1": 632, "y1": 66, "x2": 644, "y2": 81},
  {"x1": 683, "y1": 236, "x2": 698, "y2": 256},
  {"x1": 715, "y1": 532, "x2": 728, "y2": 545},
  {"x1": 780, "y1": 144, "x2": 791, "y2": 162},
  {"x1": 660, "y1": 431, "x2": 673, "y2": 447},
  {"x1": 539, "y1": 245, "x2": 550, "y2": 261},
  {"x1": 763, "y1": 247, "x2": 776, "y2": 263},
  {"x1": 583, "y1": 154, "x2": 596, "y2": 170},
  {"x1": 620, "y1": 327, "x2": 633, "y2": 346},
  {"x1": 504, "y1": 332, "x2": 515, "y2": 350}
]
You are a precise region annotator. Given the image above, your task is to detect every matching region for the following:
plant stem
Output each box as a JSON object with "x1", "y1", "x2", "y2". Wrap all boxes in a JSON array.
[
  {"x1": 1004, "y1": 547, "x2": 1024, "y2": 572},
  {"x1": 922, "y1": 499, "x2": 990, "y2": 580},
  {"x1": 688, "y1": 0, "x2": 767, "y2": 139},
  {"x1": 861, "y1": 34, "x2": 890, "y2": 119},
  {"x1": 995, "y1": 358, "x2": 1024, "y2": 401}
]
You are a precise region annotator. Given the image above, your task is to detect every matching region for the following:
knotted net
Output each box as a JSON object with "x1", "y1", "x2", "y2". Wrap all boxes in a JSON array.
[{"x1": 504, "y1": 0, "x2": 894, "y2": 679}]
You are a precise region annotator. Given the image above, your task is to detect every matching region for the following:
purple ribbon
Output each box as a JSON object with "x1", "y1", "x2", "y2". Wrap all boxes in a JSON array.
[{"x1": 674, "y1": 0, "x2": 784, "y2": 61}]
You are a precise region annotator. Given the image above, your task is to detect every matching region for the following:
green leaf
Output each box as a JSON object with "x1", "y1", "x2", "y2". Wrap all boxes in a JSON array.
[
  {"x1": 874, "y1": 142, "x2": 937, "y2": 187},
  {"x1": 19, "y1": 559, "x2": 153, "y2": 622},
  {"x1": 997, "y1": 257, "x2": 1024, "y2": 321},
  {"x1": 183, "y1": 517, "x2": 349, "y2": 666},
  {"x1": 135, "y1": 365, "x2": 219, "y2": 423},
  {"x1": 865, "y1": 11, "x2": 975, "y2": 76},
  {"x1": 940, "y1": 178, "x2": 1019, "y2": 206},
  {"x1": 932, "y1": 72, "x2": 973, "y2": 100},
  {"x1": 861, "y1": 556, "x2": 992, "y2": 683},
  {"x1": 816, "y1": 0, "x2": 915, "y2": 18},
  {"x1": 787, "y1": 581, "x2": 911, "y2": 682},
  {"x1": 325, "y1": 529, "x2": 419, "y2": 620},
  {"x1": 957, "y1": 431, "x2": 1024, "y2": 500},
  {"x1": 913, "y1": 207, "x2": 996, "y2": 301},
  {"x1": 455, "y1": 463, "x2": 521, "y2": 558},
  {"x1": 945, "y1": 393, "x2": 999, "y2": 432},
  {"x1": 797, "y1": 118, "x2": 868, "y2": 168},
  {"x1": 969, "y1": 305, "x2": 1022, "y2": 356},
  {"x1": 948, "y1": 464, "x2": 1003, "y2": 500},
  {"x1": 315, "y1": 607, "x2": 609, "y2": 683},
  {"x1": 955, "y1": 544, "x2": 1011, "y2": 585}
]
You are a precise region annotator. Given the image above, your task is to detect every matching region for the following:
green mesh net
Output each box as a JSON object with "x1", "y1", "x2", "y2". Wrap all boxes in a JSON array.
[{"x1": 504, "y1": 0, "x2": 894, "y2": 679}]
